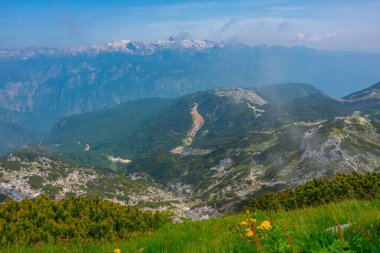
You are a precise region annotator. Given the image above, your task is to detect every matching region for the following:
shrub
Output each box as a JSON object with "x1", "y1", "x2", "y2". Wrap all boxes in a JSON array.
[
  {"x1": 0, "y1": 195, "x2": 169, "y2": 246},
  {"x1": 246, "y1": 172, "x2": 380, "y2": 211}
]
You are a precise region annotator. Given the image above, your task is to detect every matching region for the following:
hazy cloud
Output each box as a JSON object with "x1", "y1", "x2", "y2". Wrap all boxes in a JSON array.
[
  {"x1": 293, "y1": 32, "x2": 337, "y2": 42},
  {"x1": 308, "y1": 33, "x2": 337, "y2": 42}
]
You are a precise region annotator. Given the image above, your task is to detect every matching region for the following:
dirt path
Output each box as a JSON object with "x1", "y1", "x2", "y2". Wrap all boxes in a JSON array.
[
  {"x1": 189, "y1": 103, "x2": 204, "y2": 139},
  {"x1": 171, "y1": 103, "x2": 204, "y2": 154}
]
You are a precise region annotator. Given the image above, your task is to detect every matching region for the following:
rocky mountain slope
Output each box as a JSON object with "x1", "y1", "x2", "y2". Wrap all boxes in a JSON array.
[
  {"x1": 0, "y1": 144, "x2": 222, "y2": 219},
  {"x1": 6, "y1": 82, "x2": 372, "y2": 216}
]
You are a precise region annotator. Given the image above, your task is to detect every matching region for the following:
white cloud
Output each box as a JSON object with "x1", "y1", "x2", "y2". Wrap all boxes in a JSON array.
[
  {"x1": 132, "y1": 12, "x2": 380, "y2": 52},
  {"x1": 307, "y1": 33, "x2": 337, "y2": 42},
  {"x1": 294, "y1": 32, "x2": 306, "y2": 41},
  {"x1": 293, "y1": 32, "x2": 337, "y2": 42}
]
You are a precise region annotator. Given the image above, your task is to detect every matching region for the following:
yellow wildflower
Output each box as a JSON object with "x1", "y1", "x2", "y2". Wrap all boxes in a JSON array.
[
  {"x1": 248, "y1": 218, "x2": 257, "y2": 223},
  {"x1": 257, "y1": 220, "x2": 272, "y2": 230},
  {"x1": 245, "y1": 210, "x2": 250, "y2": 215},
  {"x1": 245, "y1": 228, "x2": 251, "y2": 232},
  {"x1": 246, "y1": 230, "x2": 254, "y2": 237},
  {"x1": 114, "y1": 249, "x2": 121, "y2": 253},
  {"x1": 239, "y1": 221, "x2": 248, "y2": 226}
]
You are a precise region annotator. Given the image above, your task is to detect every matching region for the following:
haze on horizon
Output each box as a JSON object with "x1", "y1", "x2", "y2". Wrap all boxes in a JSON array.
[{"x1": 1, "y1": 0, "x2": 379, "y2": 52}]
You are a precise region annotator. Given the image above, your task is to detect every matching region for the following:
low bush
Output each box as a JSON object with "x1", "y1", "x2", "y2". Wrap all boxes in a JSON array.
[
  {"x1": 0, "y1": 195, "x2": 169, "y2": 246},
  {"x1": 247, "y1": 172, "x2": 380, "y2": 211}
]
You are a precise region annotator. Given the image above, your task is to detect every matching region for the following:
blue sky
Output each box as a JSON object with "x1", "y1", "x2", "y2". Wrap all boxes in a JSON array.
[{"x1": 1, "y1": 0, "x2": 379, "y2": 51}]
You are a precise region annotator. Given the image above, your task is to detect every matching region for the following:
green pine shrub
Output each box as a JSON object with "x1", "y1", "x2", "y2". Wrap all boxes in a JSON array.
[
  {"x1": 0, "y1": 195, "x2": 169, "y2": 246},
  {"x1": 246, "y1": 172, "x2": 380, "y2": 211}
]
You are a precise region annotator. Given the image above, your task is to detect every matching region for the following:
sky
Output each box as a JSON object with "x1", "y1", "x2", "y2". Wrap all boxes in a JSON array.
[{"x1": 1, "y1": 0, "x2": 379, "y2": 52}]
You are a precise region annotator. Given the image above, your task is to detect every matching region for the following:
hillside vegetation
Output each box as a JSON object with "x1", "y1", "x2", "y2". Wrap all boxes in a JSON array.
[
  {"x1": 0, "y1": 172, "x2": 379, "y2": 252},
  {"x1": 246, "y1": 172, "x2": 380, "y2": 211},
  {"x1": 1, "y1": 200, "x2": 379, "y2": 252},
  {"x1": 0, "y1": 196, "x2": 168, "y2": 246},
  {"x1": 0, "y1": 147, "x2": 180, "y2": 212}
]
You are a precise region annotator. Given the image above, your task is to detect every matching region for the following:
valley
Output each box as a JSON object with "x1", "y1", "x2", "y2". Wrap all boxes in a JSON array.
[{"x1": 1, "y1": 82, "x2": 379, "y2": 219}]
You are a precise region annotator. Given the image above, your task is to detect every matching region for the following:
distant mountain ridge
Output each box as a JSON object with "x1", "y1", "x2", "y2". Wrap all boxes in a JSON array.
[
  {"x1": 0, "y1": 36, "x2": 221, "y2": 59},
  {"x1": 0, "y1": 36, "x2": 380, "y2": 134},
  {"x1": 343, "y1": 81, "x2": 380, "y2": 101}
]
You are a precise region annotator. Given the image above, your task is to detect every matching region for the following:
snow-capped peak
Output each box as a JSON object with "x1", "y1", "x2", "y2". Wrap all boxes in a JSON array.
[
  {"x1": 104, "y1": 40, "x2": 150, "y2": 54},
  {"x1": 152, "y1": 36, "x2": 219, "y2": 50},
  {"x1": 152, "y1": 33, "x2": 219, "y2": 50},
  {"x1": 0, "y1": 36, "x2": 221, "y2": 59},
  {"x1": 106, "y1": 40, "x2": 132, "y2": 48},
  {"x1": 179, "y1": 39, "x2": 216, "y2": 49}
]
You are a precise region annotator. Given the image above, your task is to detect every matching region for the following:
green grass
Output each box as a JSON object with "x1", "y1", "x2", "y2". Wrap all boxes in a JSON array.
[{"x1": 1, "y1": 199, "x2": 379, "y2": 253}]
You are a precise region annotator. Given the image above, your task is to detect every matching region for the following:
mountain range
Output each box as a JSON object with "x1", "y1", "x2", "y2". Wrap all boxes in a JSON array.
[
  {"x1": 1, "y1": 81, "x2": 379, "y2": 217},
  {"x1": 1, "y1": 36, "x2": 380, "y2": 135}
]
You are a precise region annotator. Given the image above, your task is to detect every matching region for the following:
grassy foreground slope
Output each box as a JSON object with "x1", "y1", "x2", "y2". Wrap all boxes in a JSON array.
[{"x1": 2, "y1": 199, "x2": 379, "y2": 253}]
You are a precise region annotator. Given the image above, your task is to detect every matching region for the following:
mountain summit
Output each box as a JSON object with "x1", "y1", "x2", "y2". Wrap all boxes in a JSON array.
[{"x1": 0, "y1": 36, "x2": 220, "y2": 59}]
